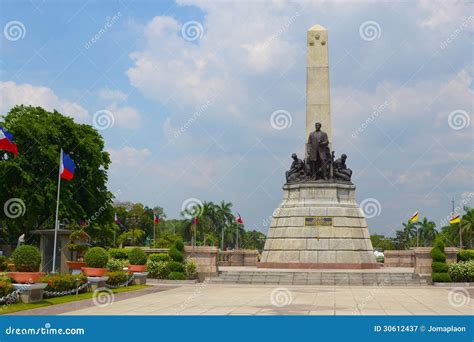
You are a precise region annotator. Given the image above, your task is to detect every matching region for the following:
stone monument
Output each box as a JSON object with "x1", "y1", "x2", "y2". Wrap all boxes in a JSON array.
[{"x1": 259, "y1": 24, "x2": 379, "y2": 269}]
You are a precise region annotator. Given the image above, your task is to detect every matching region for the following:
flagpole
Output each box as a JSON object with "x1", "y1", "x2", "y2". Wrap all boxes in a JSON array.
[
  {"x1": 153, "y1": 216, "x2": 156, "y2": 247},
  {"x1": 459, "y1": 220, "x2": 462, "y2": 249},
  {"x1": 236, "y1": 224, "x2": 239, "y2": 250},
  {"x1": 52, "y1": 149, "x2": 62, "y2": 274}
]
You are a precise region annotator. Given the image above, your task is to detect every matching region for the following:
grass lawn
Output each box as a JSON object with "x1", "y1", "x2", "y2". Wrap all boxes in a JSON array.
[{"x1": 0, "y1": 284, "x2": 150, "y2": 315}]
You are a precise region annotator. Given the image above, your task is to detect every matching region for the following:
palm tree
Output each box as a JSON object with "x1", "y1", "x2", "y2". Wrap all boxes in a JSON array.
[
  {"x1": 215, "y1": 201, "x2": 233, "y2": 250},
  {"x1": 416, "y1": 217, "x2": 438, "y2": 247},
  {"x1": 460, "y1": 206, "x2": 474, "y2": 248},
  {"x1": 402, "y1": 220, "x2": 417, "y2": 247}
]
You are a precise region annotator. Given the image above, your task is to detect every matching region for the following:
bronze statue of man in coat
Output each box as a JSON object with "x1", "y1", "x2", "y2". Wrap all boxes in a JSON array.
[{"x1": 306, "y1": 122, "x2": 331, "y2": 180}]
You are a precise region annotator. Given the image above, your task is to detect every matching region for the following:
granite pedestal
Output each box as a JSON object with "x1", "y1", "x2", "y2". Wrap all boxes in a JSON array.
[{"x1": 259, "y1": 182, "x2": 379, "y2": 269}]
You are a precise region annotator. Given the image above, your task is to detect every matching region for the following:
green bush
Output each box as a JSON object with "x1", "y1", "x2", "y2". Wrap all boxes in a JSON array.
[
  {"x1": 185, "y1": 258, "x2": 197, "y2": 279},
  {"x1": 167, "y1": 261, "x2": 185, "y2": 273},
  {"x1": 39, "y1": 274, "x2": 87, "y2": 292},
  {"x1": 0, "y1": 273, "x2": 14, "y2": 297},
  {"x1": 11, "y1": 245, "x2": 41, "y2": 272},
  {"x1": 431, "y1": 272, "x2": 452, "y2": 283},
  {"x1": 128, "y1": 248, "x2": 147, "y2": 265},
  {"x1": 106, "y1": 258, "x2": 125, "y2": 272},
  {"x1": 448, "y1": 261, "x2": 474, "y2": 282},
  {"x1": 146, "y1": 261, "x2": 170, "y2": 279},
  {"x1": 433, "y1": 237, "x2": 445, "y2": 251},
  {"x1": 431, "y1": 262, "x2": 448, "y2": 273},
  {"x1": 0, "y1": 256, "x2": 8, "y2": 272},
  {"x1": 149, "y1": 253, "x2": 170, "y2": 262},
  {"x1": 167, "y1": 272, "x2": 186, "y2": 280},
  {"x1": 430, "y1": 247, "x2": 446, "y2": 262},
  {"x1": 106, "y1": 271, "x2": 129, "y2": 286},
  {"x1": 84, "y1": 247, "x2": 109, "y2": 268},
  {"x1": 174, "y1": 240, "x2": 185, "y2": 252},
  {"x1": 168, "y1": 246, "x2": 184, "y2": 263},
  {"x1": 457, "y1": 250, "x2": 474, "y2": 262},
  {"x1": 108, "y1": 248, "x2": 129, "y2": 260}
]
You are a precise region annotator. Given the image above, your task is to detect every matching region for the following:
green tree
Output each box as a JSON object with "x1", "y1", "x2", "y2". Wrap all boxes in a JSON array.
[
  {"x1": 417, "y1": 217, "x2": 438, "y2": 247},
  {"x1": 0, "y1": 105, "x2": 112, "y2": 243},
  {"x1": 370, "y1": 234, "x2": 395, "y2": 251}
]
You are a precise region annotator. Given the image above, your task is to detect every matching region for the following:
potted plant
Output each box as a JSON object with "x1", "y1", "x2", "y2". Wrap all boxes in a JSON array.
[
  {"x1": 81, "y1": 247, "x2": 109, "y2": 277},
  {"x1": 8, "y1": 244, "x2": 43, "y2": 283},
  {"x1": 66, "y1": 230, "x2": 91, "y2": 271},
  {"x1": 127, "y1": 247, "x2": 147, "y2": 272}
]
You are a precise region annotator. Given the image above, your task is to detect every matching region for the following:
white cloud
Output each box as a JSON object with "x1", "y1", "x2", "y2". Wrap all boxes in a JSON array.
[
  {"x1": 0, "y1": 81, "x2": 89, "y2": 122},
  {"x1": 109, "y1": 146, "x2": 151, "y2": 167},
  {"x1": 418, "y1": 0, "x2": 473, "y2": 30},
  {"x1": 106, "y1": 103, "x2": 142, "y2": 129}
]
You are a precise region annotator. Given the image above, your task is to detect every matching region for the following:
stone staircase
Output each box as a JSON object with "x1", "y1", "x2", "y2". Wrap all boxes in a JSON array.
[{"x1": 207, "y1": 270, "x2": 428, "y2": 286}]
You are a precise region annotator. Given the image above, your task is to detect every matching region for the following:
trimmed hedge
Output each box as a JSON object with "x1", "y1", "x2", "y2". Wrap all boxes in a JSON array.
[
  {"x1": 448, "y1": 261, "x2": 474, "y2": 282},
  {"x1": 84, "y1": 247, "x2": 109, "y2": 268},
  {"x1": 149, "y1": 253, "x2": 170, "y2": 262},
  {"x1": 146, "y1": 261, "x2": 169, "y2": 279},
  {"x1": 174, "y1": 240, "x2": 185, "y2": 252},
  {"x1": 12, "y1": 245, "x2": 41, "y2": 272},
  {"x1": 167, "y1": 261, "x2": 185, "y2": 273},
  {"x1": 106, "y1": 271, "x2": 129, "y2": 286},
  {"x1": 431, "y1": 272, "x2": 452, "y2": 283},
  {"x1": 430, "y1": 248, "x2": 446, "y2": 262},
  {"x1": 168, "y1": 246, "x2": 184, "y2": 263},
  {"x1": 108, "y1": 248, "x2": 129, "y2": 260},
  {"x1": 431, "y1": 262, "x2": 449, "y2": 273},
  {"x1": 106, "y1": 258, "x2": 125, "y2": 272},
  {"x1": 39, "y1": 274, "x2": 88, "y2": 292},
  {"x1": 457, "y1": 250, "x2": 474, "y2": 262},
  {"x1": 168, "y1": 272, "x2": 186, "y2": 280},
  {"x1": 128, "y1": 248, "x2": 147, "y2": 265}
]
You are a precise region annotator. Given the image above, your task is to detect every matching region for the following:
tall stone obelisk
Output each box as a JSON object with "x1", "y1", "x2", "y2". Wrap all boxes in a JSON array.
[
  {"x1": 306, "y1": 24, "x2": 331, "y2": 145},
  {"x1": 259, "y1": 24, "x2": 378, "y2": 270}
]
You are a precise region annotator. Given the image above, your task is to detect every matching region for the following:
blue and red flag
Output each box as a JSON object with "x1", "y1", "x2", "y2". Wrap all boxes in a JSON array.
[
  {"x1": 154, "y1": 213, "x2": 160, "y2": 224},
  {"x1": 193, "y1": 216, "x2": 198, "y2": 225},
  {"x1": 114, "y1": 212, "x2": 121, "y2": 225},
  {"x1": 0, "y1": 127, "x2": 18, "y2": 156},
  {"x1": 236, "y1": 213, "x2": 244, "y2": 225},
  {"x1": 60, "y1": 150, "x2": 75, "y2": 180}
]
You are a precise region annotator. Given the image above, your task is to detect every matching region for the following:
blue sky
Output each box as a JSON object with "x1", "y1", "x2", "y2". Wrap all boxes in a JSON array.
[{"x1": 1, "y1": 0, "x2": 472, "y2": 237}]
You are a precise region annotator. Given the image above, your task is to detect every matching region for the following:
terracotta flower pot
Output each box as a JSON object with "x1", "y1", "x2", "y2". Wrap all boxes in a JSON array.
[
  {"x1": 8, "y1": 272, "x2": 44, "y2": 284},
  {"x1": 66, "y1": 261, "x2": 87, "y2": 270},
  {"x1": 127, "y1": 264, "x2": 147, "y2": 273},
  {"x1": 81, "y1": 267, "x2": 107, "y2": 277}
]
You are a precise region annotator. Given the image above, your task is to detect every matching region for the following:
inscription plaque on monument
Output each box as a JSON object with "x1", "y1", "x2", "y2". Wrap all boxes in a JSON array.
[{"x1": 304, "y1": 217, "x2": 333, "y2": 226}]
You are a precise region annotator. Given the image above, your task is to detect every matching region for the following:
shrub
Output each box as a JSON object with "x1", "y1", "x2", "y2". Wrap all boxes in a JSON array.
[
  {"x1": 185, "y1": 258, "x2": 197, "y2": 279},
  {"x1": 39, "y1": 274, "x2": 87, "y2": 292},
  {"x1": 11, "y1": 245, "x2": 41, "y2": 272},
  {"x1": 0, "y1": 256, "x2": 7, "y2": 272},
  {"x1": 0, "y1": 274, "x2": 14, "y2": 297},
  {"x1": 128, "y1": 248, "x2": 147, "y2": 265},
  {"x1": 108, "y1": 248, "x2": 129, "y2": 260},
  {"x1": 168, "y1": 246, "x2": 184, "y2": 263},
  {"x1": 430, "y1": 247, "x2": 446, "y2": 262},
  {"x1": 149, "y1": 253, "x2": 170, "y2": 262},
  {"x1": 84, "y1": 247, "x2": 109, "y2": 268},
  {"x1": 448, "y1": 261, "x2": 474, "y2": 282},
  {"x1": 106, "y1": 271, "x2": 129, "y2": 286},
  {"x1": 174, "y1": 240, "x2": 185, "y2": 252},
  {"x1": 457, "y1": 250, "x2": 474, "y2": 262},
  {"x1": 167, "y1": 261, "x2": 185, "y2": 273},
  {"x1": 106, "y1": 258, "x2": 125, "y2": 272},
  {"x1": 431, "y1": 262, "x2": 448, "y2": 273},
  {"x1": 146, "y1": 261, "x2": 170, "y2": 279},
  {"x1": 167, "y1": 272, "x2": 186, "y2": 280},
  {"x1": 433, "y1": 237, "x2": 445, "y2": 251},
  {"x1": 431, "y1": 272, "x2": 452, "y2": 283}
]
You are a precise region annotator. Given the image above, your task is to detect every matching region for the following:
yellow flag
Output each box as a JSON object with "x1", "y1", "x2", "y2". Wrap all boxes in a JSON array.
[
  {"x1": 409, "y1": 211, "x2": 419, "y2": 223},
  {"x1": 450, "y1": 214, "x2": 461, "y2": 224}
]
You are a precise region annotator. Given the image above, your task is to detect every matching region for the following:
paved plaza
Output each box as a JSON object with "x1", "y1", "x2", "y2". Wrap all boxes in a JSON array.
[{"x1": 36, "y1": 284, "x2": 473, "y2": 316}]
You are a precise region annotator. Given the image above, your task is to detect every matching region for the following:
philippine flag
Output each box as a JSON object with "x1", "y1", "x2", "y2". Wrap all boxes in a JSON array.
[
  {"x1": 236, "y1": 213, "x2": 244, "y2": 225},
  {"x1": 193, "y1": 216, "x2": 198, "y2": 225},
  {"x1": 60, "y1": 150, "x2": 75, "y2": 180},
  {"x1": 0, "y1": 127, "x2": 18, "y2": 156},
  {"x1": 114, "y1": 212, "x2": 121, "y2": 225},
  {"x1": 154, "y1": 214, "x2": 160, "y2": 224}
]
